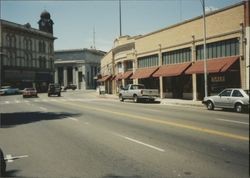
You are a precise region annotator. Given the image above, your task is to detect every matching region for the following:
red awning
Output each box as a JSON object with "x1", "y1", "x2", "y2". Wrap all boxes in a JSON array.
[
  {"x1": 185, "y1": 56, "x2": 239, "y2": 74},
  {"x1": 114, "y1": 73, "x2": 123, "y2": 80},
  {"x1": 120, "y1": 71, "x2": 133, "y2": 79},
  {"x1": 130, "y1": 66, "x2": 159, "y2": 79},
  {"x1": 152, "y1": 62, "x2": 191, "y2": 77},
  {"x1": 97, "y1": 75, "x2": 111, "y2": 82}
]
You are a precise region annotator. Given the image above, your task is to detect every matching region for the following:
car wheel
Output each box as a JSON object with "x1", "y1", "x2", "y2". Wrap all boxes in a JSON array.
[
  {"x1": 207, "y1": 101, "x2": 214, "y2": 110},
  {"x1": 48, "y1": 94, "x2": 50, "y2": 97},
  {"x1": 58, "y1": 93, "x2": 61, "y2": 97},
  {"x1": 133, "y1": 95, "x2": 138, "y2": 103},
  {"x1": 119, "y1": 94, "x2": 124, "y2": 102},
  {"x1": 235, "y1": 103, "x2": 243, "y2": 113},
  {"x1": 0, "y1": 148, "x2": 6, "y2": 177}
]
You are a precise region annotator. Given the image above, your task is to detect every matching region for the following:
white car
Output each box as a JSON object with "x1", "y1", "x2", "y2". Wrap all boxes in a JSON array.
[{"x1": 202, "y1": 88, "x2": 249, "y2": 113}]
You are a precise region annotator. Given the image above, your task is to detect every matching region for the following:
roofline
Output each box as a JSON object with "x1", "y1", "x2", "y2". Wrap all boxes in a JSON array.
[
  {"x1": 0, "y1": 19, "x2": 56, "y2": 40},
  {"x1": 55, "y1": 48, "x2": 106, "y2": 55},
  {"x1": 136, "y1": 1, "x2": 245, "y2": 40}
]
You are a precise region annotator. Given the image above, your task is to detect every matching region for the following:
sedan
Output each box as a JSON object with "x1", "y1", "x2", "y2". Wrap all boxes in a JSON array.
[
  {"x1": 202, "y1": 88, "x2": 249, "y2": 113},
  {"x1": 22, "y1": 88, "x2": 38, "y2": 98}
]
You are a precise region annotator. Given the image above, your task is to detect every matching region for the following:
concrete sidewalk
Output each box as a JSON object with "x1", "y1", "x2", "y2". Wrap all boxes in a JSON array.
[{"x1": 97, "y1": 93, "x2": 204, "y2": 108}]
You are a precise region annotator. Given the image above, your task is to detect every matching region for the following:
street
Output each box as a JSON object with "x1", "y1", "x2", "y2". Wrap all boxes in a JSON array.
[{"x1": 0, "y1": 90, "x2": 249, "y2": 178}]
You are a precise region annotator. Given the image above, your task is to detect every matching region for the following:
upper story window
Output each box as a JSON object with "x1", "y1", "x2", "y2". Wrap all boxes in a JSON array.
[
  {"x1": 138, "y1": 54, "x2": 158, "y2": 68},
  {"x1": 6, "y1": 34, "x2": 16, "y2": 48},
  {"x1": 162, "y1": 48, "x2": 191, "y2": 65},
  {"x1": 39, "y1": 41, "x2": 46, "y2": 53},
  {"x1": 196, "y1": 38, "x2": 239, "y2": 60},
  {"x1": 23, "y1": 38, "x2": 32, "y2": 50}
]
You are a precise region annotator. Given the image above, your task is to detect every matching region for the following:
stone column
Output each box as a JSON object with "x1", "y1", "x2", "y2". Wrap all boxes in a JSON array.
[
  {"x1": 133, "y1": 57, "x2": 138, "y2": 84},
  {"x1": 54, "y1": 67, "x2": 58, "y2": 84},
  {"x1": 191, "y1": 35, "x2": 197, "y2": 101},
  {"x1": 63, "y1": 66, "x2": 68, "y2": 87},
  {"x1": 75, "y1": 68, "x2": 79, "y2": 90},
  {"x1": 240, "y1": 23, "x2": 246, "y2": 89},
  {"x1": 81, "y1": 65, "x2": 86, "y2": 90},
  {"x1": 72, "y1": 66, "x2": 76, "y2": 85},
  {"x1": 158, "y1": 44, "x2": 163, "y2": 98}
]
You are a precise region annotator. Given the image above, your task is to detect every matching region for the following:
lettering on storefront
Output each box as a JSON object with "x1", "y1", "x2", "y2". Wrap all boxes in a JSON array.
[{"x1": 211, "y1": 76, "x2": 225, "y2": 83}]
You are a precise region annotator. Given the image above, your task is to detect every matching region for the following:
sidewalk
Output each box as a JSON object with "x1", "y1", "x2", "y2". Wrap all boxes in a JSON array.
[{"x1": 97, "y1": 93, "x2": 204, "y2": 108}]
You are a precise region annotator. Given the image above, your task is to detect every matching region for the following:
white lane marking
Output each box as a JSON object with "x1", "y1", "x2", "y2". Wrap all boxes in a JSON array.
[
  {"x1": 116, "y1": 134, "x2": 165, "y2": 152},
  {"x1": 216, "y1": 118, "x2": 249, "y2": 125},
  {"x1": 68, "y1": 117, "x2": 78, "y2": 121},
  {"x1": 5, "y1": 101, "x2": 10, "y2": 104},
  {"x1": 42, "y1": 99, "x2": 49, "y2": 102},
  {"x1": 34, "y1": 99, "x2": 40, "y2": 102},
  {"x1": 23, "y1": 100, "x2": 30, "y2": 103},
  {"x1": 39, "y1": 107, "x2": 48, "y2": 111}
]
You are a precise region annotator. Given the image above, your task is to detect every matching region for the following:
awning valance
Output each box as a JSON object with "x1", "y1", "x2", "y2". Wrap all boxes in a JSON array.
[
  {"x1": 185, "y1": 56, "x2": 239, "y2": 74},
  {"x1": 120, "y1": 71, "x2": 133, "y2": 79},
  {"x1": 153, "y1": 62, "x2": 191, "y2": 77},
  {"x1": 97, "y1": 75, "x2": 112, "y2": 82},
  {"x1": 130, "y1": 66, "x2": 159, "y2": 79}
]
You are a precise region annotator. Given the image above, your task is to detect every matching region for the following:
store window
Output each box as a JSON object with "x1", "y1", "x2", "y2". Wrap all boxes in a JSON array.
[
  {"x1": 162, "y1": 48, "x2": 191, "y2": 65},
  {"x1": 196, "y1": 38, "x2": 239, "y2": 60},
  {"x1": 138, "y1": 54, "x2": 158, "y2": 68}
]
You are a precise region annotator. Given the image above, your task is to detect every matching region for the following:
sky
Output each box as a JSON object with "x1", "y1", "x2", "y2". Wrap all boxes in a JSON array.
[{"x1": 1, "y1": 0, "x2": 243, "y2": 52}]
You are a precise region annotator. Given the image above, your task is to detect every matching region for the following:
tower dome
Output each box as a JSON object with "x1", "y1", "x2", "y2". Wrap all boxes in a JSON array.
[{"x1": 40, "y1": 10, "x2": 51, "y2": 19}]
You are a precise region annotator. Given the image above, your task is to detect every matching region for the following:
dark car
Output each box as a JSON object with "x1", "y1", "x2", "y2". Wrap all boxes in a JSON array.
[
  {"x1": 64, "y1": 84, "x2": 77, "y2": 90},
  {"x1": 22, "y1": 88, "x2": 38, "y2": 98},
  {"x1": 48, "y1": 83, "x2": 61, "y2": 97}
]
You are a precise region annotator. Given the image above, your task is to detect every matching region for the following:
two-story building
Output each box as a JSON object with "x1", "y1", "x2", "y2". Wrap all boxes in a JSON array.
[{"x1": 99, "y1": 1, "x2": 249, "y2": 100}]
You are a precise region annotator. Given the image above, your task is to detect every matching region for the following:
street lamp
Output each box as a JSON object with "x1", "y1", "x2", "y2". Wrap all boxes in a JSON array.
[{"x1": 200, "y1": 0, "x2": 208, "y2": 97}]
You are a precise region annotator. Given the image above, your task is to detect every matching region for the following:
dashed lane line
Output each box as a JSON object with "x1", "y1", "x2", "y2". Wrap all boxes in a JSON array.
[{"x1": 57, "y1": 101, "x2": 249, "y2": 141}]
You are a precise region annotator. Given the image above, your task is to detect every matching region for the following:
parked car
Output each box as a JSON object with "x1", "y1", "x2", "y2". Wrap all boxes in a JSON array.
[
  {"x1": 64, "y1": 84, "x2": 77, "y2": 90},
  {"x1": 202, "y1": 88, "x2": 249, "y2": 113},
  {"x1": 22, "y1": 88, "x2": 38, "y2": 98},
  {"x1": 0, "y1": 86, "x2": 20, "y2": 95},
  {"x1": 48, "y1": 83, "x2": 61, "y2": 97},
  {"x1": 119, "y1": 84, "x2": 159, "y2": 103}
]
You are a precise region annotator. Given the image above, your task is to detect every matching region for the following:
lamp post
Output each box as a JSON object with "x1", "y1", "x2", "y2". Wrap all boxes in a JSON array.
[{"x1": 200, "y1": 0, "x2": 208, "y2": 97}]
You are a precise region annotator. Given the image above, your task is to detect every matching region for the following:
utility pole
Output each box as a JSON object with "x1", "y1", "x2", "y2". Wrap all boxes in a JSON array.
[
  {"x1": 201, "y1": 0, "x2": 208, "y2": 97},
  {"x1": 119, "y1": 0, "x2": 122, "y2": 36}
]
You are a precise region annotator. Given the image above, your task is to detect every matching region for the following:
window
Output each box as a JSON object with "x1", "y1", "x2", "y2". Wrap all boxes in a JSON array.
[
  {"x1": 162, "y1": 48, "x2": 191, "y2": 65},
  {"x1": 138, "y1": 54, "x2": 158, "y2": 68},
  {"x1": 232, "y1": 90, "x2": 243, "y2": 97},
  {"x1": 196, "y1": 38, "x2": 239, "y2": 60},
  {"x1": 220, "y1": 89, "x2": 232, "y2": 97}
]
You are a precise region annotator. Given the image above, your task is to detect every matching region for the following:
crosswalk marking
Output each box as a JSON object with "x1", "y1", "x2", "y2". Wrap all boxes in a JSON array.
[{"x1": 0, "y1": 98, "x2": 111, "y2": 105}]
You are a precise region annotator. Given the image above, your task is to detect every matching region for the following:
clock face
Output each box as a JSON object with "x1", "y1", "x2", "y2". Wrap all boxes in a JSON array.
[{"x1": 41, "y1": 21, "x2": 45, "y2": 26}]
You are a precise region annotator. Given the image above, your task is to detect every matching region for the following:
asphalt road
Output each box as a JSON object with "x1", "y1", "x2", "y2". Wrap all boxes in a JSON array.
[{"x1": 0, "y1": 90, "x2": 249, "y2": 178}]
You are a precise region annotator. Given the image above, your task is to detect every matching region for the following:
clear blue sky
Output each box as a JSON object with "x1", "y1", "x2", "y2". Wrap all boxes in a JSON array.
[{"x1": 1, "y1": 0, "x2": 242, "y2": 51}]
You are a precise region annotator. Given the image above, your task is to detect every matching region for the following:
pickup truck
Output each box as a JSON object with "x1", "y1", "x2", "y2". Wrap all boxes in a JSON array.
[{"x1": 119, "y1": 84, "x2": 159, "y2": 103}]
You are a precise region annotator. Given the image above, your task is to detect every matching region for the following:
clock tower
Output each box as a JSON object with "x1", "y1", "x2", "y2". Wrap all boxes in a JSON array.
[{"x1": 38, "y1": 10, "x2": 54, "y2": 34}]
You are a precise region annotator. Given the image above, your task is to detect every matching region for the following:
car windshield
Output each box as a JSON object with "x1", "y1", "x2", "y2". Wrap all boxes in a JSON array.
[{"x1": 25, "y1": 88, "x2": 35, "y2": 91}]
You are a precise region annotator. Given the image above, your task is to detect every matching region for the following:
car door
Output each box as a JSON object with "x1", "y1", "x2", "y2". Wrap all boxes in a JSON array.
[
  {"x1": 230, "y1": 89, "x2": 244, "y2": 108},
  {"x1": 215, "y1": 89, "x2": 232, "y2": 108}
]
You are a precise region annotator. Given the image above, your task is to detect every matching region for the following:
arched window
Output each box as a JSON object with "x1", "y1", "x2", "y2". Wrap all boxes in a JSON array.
[{"x1": 6, "y1": 34, "x2": 11, "y2": 47}]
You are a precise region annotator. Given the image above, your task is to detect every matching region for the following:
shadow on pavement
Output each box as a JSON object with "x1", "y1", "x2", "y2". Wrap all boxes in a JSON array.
[
  {"x1": 0, "y1": 112, "x2": 81, "y2": 128},
  {"x1": 4, "y1": 169, "x2": 20, "y2": 177}
]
